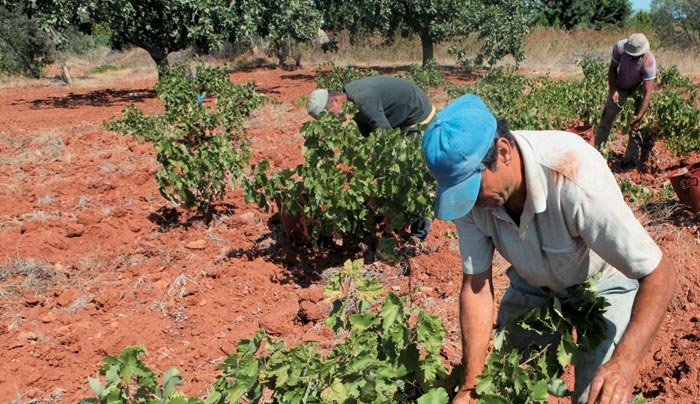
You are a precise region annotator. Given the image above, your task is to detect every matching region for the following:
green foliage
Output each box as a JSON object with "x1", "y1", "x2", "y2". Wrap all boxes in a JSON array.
[
  {"x1": 448, "y1": 60, "x2": 605, "y2": 130},
  {"x1": 535, "y1": 0, "x2": 632, "y2": 29},
  {"x1": 405, "y1": 59, "x2": 448, "y2": 91},
  {"x1": 3, "y1": 0, "x2": 93, "y2": 83},
  {"x1": 447, "y1": 1, "x2": 532, "y2": 72},
  {"x1": 627, "y1": 10, "x2": 654, "y2": 33},
  {"x1": 62, "y1": 24, "x2": 101, "y2": 54},
  {"x1": 244, "y1": 110, "x2": 435, "y2": 247},
  {"x1": 651, "y1": 0, "x2": 700, "y2": 49},
  {"x1": 78, "y1": 345, "x2": 202, "y2": 404},
  {"x1": 79, "y1": 263, "x2": 625, "y2": 404},
  {"x1": 315, "y1": 1, "x2": 531, "y2": 68},
  {"x1": 90, "y1": 0, "x2": 201, "y2": 68},
  {"x1": 633, "y1": 65, "x2": 700, "y2": 156},
  {"x1": 89, "y1": 64, "x2": 121, "y2": 74},
  {"x1": 4, "y1": 0, "x2": 90, "y2": 47},
  {"x1": 447, "y1": 59, "x2": 700, "y2": 156},
  {"x1": 0, "y1": 5, "x2": 52, "y2": 77},
  {"x1": 210, "y1": 258, "x2": 452, "y2": 403},
  {"x1": 467, "y1": 1, "x2": 531, "y2": 67},
  {"x1": 313, "y1": 62, "x2": 378, "y2": 91},
  {"x1": 105, "y1": 63, "x2": 266, "y2": 220},
  {"x1": 90, "y1": 0, "x2": 323, "y2": 70},
  {"x1": 476, "y1": 275, "x2": 610, "y2": 403},
  {"x1": 618, "y1": 178, "x2": 677, "y2": 204},
  {"x1": 256, "y1": 0, "x2": 322, "y2": 66}
]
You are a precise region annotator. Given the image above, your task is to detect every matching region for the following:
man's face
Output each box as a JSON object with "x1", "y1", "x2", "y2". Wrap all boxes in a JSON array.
[
  {"x1": 473, "y1": 138, "x2": 520, "y2": 209},
  {"x1": 475, "y1": 165, "x2": 510, "y2": 209}
]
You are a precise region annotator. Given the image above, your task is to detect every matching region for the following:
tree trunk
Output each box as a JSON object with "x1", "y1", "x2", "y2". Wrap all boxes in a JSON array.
[
  {"x1": 419, "y1": 31, "x2": 434, "y2": 67},
  {"x1": 56, "y1": 49, "x2": 73, "y2": 86},
  {"x1": 48, "y1": 28, "x2": 72, "y2": 86},
  {"x1": 146, "y1": 45, "x2": 169, "y2": 80}
]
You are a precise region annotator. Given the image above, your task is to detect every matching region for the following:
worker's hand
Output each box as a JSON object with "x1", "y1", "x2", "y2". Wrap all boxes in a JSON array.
[
  {"x1": 452, "y1": 387, "x2": 479, "y2": 404},
  {"x1": 586, "y1": 358, "x2": 636, "y2": 404},
  {"x1": 611, "y1": 90, "x2": 620, "y2": 105},
  {"x1": 631, "y1": 114, "x2": 643, "y2": 128}
]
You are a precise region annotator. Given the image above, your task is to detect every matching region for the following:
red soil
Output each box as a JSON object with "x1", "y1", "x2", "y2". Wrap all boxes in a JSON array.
[{"x1": 0, "y1": 65, "x2": 698, "y2": 403}]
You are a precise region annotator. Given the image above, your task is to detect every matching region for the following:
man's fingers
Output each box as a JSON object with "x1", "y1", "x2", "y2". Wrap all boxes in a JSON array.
[{"x1": 587, "y1": 375, "x2": 604, "y2": 404}]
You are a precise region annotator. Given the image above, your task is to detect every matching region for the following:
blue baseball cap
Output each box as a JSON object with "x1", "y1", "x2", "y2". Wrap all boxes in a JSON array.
[{"x1": 422, "y1": 94, "x2": 496, "y2": 221}]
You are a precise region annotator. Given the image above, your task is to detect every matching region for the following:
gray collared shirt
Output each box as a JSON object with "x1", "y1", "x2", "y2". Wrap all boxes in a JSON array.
[{"x1": 455, "y1": 130, "x2": 662, "y2": 292}]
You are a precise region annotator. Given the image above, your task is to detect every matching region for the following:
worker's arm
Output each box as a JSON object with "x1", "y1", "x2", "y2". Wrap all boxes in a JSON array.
[
  {"x1": 587, "y1": 255, "x2": 676, "y2": 404},
  {"x1": 607, "y1": 61, "x2": 620, "y2": 104},
  {"x1": 631, "y1": 79, "x2": 655, "y2": 127},
  {"x1": 452, "y1": 269, "x2": 495, "y2": 404}
]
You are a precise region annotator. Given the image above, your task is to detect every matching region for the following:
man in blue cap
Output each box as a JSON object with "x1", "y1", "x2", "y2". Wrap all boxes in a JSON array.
[{"x1": 422, "y1": 94, "x2": 675, "y2": 404}]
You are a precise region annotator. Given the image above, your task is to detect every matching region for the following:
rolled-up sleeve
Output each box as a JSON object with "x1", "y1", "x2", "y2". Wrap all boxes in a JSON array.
[{"x1": 455, "y1": 215, "x2": 495, "y2": 275}]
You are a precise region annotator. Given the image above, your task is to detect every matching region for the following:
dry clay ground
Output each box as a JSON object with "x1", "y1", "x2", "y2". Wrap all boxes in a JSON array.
[{"x1": 0, "y1": 63, "x2": 699, "y2": 404}]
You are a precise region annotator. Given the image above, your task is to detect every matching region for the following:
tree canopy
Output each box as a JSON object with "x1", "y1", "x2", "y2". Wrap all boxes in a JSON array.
[
  {"x1": 535, "y1": 0, "x2": 632, "y2": 29},
  {"x1": 316, "y1": 0, "x2": 533, "y2": 67},
  {"x1": 651, "y1": 0, "x2": 700, "y2": 49}
]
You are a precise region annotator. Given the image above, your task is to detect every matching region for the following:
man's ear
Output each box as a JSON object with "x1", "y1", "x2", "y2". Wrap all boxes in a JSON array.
[
  {"x1": 328, "y1": 94, "x2": 343, "y2": 110},
  {"x1": 497, "y1": 137, "x2": 513, "y2": 165}
]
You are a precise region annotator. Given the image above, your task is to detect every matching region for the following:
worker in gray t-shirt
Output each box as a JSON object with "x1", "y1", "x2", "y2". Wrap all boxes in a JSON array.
[
  {"x1": 307, "y1": 75, "x2": 435, "y2": 137},
  {"x1": 306, "y1": 75, "x2": 436, "y2": 240}
]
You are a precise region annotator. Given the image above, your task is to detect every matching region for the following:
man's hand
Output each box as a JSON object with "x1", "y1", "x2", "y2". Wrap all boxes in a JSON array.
[
  {"x1": 611, "y1": 89, "x2": 621, "y2": 106},
  {"x1": 630, "y1": 114, "x2": 643, "y2": 128},
  {"x1": 586, "y1": 356, "x2": 636, "y2": 404},
  {"x1": 452, "y1": 387, "x2": 479, "y2": 404}
]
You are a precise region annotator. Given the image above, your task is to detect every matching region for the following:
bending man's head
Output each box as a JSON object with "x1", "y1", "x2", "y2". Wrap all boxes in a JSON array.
[
  {"x1": 624, "y1": 33, "x2": 650, "y2": 57},
  {"x1": 307, "y1": 89, "x2": 344, "y2": 117}
]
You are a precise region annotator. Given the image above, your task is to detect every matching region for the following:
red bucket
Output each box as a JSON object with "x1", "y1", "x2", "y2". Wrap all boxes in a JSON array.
[{"x1": 668, "y1": 162, "x2": 700, "y2": 213}]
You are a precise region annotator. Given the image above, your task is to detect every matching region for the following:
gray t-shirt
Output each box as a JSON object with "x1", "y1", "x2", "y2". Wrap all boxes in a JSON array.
[
  {"x1": 455, "y1": 130, "x2": 662, "y2": 292},
  {"x1": 344, "y1": 76, "x2": 433, "y2": 136}
]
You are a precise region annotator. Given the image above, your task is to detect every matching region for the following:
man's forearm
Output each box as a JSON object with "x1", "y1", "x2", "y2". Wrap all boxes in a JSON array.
[
  {"x1": 459, "y1": 272, "x2": 495, "y2": 389},
  {"x1": 637, "y1": 80, "x2": 655, "y2": 118},
  {"x1": 608, "y1": 256, "x2": 676, "y2": 371},
  {"x1": 607, "y1": 66, "x2": 618, "y2": 91}
]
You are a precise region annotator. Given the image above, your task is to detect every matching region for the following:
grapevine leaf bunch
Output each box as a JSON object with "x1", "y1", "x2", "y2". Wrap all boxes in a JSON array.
[
  {"x1": 244, "y1": 107, "x2": 436, "y2": 247},
  {"x1": 475, "y1": 274, "x2": 611, "y2": 403},
  {"x1": 210, "y1": 258, "x2": 453, "y2": 403},
  {"x1": 105, "y1": 62, "x2": 266, "y2": 221}
]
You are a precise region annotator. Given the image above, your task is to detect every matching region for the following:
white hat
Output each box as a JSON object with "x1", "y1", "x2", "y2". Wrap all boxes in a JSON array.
[
  {"x1": 624, "y1": 33, "x2": 650, "y2": 57},
  {"x1": 307, "y1": 89, "x2": 329, "y2": 117}
]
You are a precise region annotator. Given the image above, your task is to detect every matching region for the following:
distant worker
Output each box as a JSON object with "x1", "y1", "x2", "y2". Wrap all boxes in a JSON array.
[
  {"x1": 594, "y1": 33, "x2": 656, "y2": 165},
  {"x1": 306, "y1": 75, "x2": 436, "y2": 137}
]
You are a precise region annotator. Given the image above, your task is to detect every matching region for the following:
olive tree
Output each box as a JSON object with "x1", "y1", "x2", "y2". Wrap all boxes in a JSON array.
[
  {"x1": 90, "y1": 0, "x2": 321, "y2": 74},
  {"x1": 316, "y1": 0, "x2": 533, "y2": 68},
  {"x1": 535, "y1": 0, "x2": 632, "y2": 29},
  {"x1": 651, "y1": 0, "x2": 700, "y2": 49},
  {"x1": 1, "y1": 0, "x2": 90, "y2": 84}
]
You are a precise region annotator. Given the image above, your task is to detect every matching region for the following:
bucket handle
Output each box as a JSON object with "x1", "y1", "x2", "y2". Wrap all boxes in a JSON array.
[{"x1": 680, "y1": 177, "x2": 699, "y2": 189}]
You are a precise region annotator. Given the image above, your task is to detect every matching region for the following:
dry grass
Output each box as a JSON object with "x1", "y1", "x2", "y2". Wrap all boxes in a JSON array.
[
  {"x1": 2, "y1": 27, "x2": 699, "y2": 89},
  {"x1": 519, "y1": 26, "x2": 700, "y2": 80},
  {"x1": 0, "y1": 258, "x2": 61, "y2": 314}
]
